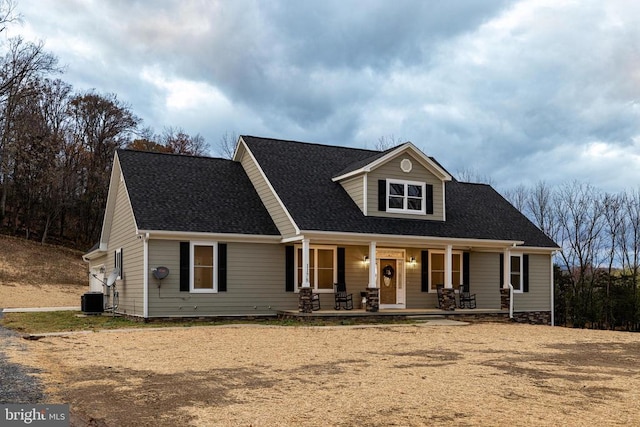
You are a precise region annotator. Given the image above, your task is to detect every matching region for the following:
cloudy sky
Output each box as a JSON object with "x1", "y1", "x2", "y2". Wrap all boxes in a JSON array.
[{"x1": 6, "y1": 0, "x2": 640, "y2": 192}]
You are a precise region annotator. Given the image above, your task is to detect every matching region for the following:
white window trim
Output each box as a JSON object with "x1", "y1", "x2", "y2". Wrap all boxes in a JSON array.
[
  {"x1": 190, "y1": 241, "x2": 218, "y2": 293},
  {"x1": 510, "y1": 253, "x2": 524, "y2": 294},
  {"x1": 294, "y1": 244, "x2": 337, "y2": 293},
  {"x1": 428, "y1": 250, "x2": 463, "y2": 292},
  {"x1": 387, "y1": 179, "x2": 426, "y2": 215},
  {"x1": 115, "y1": 248, "x2": 123, "y2": 280}
]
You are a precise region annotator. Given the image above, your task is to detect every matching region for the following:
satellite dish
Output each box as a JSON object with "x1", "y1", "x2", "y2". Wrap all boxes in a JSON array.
[
  {"x1": 106, "y1": 268, "x2": 120, "y2": 287},
  {"x1": 153, "y1": 266, "x2": 170, "y2": 280}
]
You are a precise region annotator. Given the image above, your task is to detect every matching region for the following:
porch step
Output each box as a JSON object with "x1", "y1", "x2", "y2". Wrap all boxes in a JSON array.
[{"x1": 406, "y1": 315, "x2": 445, "y2": 321}]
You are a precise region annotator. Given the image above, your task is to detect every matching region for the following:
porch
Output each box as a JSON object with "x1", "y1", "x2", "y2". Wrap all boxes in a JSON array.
[{"x1": 279, "y1": 307, "x2": 510, "y2": 321}]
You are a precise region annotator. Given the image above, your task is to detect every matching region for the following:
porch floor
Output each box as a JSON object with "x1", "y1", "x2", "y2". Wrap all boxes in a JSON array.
[{"x1": 278, "y1": 308, "x2": 509, "y2": 320}]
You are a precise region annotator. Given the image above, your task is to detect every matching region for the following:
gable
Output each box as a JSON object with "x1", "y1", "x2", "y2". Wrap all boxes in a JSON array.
[
  {"x1": 334, "y1": 144, "x2": 450, "y2": 220},
  {"x1": 366, "y1": 152, "x2": 445, "y2": 220}
]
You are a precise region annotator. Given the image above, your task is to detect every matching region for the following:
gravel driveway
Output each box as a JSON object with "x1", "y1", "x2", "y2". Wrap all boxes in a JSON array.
[{"x1": 0, "y1": 310, "x2": 46, "y2": 403}]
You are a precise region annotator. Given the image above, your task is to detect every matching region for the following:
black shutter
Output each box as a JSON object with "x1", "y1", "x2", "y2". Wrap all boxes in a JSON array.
[
  {"x1": 285, "y1": 246, "x2": 294, "y2": 292},
  {"x1": 499, "y1": 253, "x2": 504, "y2": 289},
  {"x1": 180, "y1": 242, "x2": 190, "y2": 292},
  {"x1": 218, "y1": 243, "x2": 227, "y2": 292},
  {"x1": 119, "y1": 249, "x2": 123, "y2": 278},
  {"x1": 421, "y1": 250, "x2": 429, "y2": 292},
  {"x1": 523, "y1": 254, "x2": 529, "y2": 293},
  {"x1": 337, "y1": 247, "x2": 345, "y2": 284},
  {"x1": 378, "y1": 179, "x2": 387, "y2": 211},
  {"x1": 463, "y1": 252, "x2": 470, "y2": 292},
  {"x1": 426, "y1": 184, "x2": 434, "y2": 215}
]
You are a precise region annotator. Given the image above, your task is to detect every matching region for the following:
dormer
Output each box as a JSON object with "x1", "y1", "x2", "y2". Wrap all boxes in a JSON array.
[{"x1": 332, "y1": 142, "x2": 452, "y2": 221}]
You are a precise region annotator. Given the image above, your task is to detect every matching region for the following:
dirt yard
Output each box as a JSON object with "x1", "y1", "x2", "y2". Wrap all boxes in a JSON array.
[
  {"x1": 5, "y1": 322, "x2": 640, "y2": 426},
  {"x1": 0, "y1": 235, "x2": 87, "y2": 308}
]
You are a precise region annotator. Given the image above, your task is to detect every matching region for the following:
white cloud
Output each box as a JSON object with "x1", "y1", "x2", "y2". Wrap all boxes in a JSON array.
[{"x1": 140, "y1": 66, "x2": 231, "y2": 112}]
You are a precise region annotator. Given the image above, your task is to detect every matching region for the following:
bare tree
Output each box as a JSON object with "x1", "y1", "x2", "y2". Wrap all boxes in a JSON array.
[
  {"x1": 620, "y1": 189, "x2": 640, "y2": 329},
  {"x1": 501, "y1": 184, "x2": 528, "y2": 214},
  {"x1": 0, "y1": 37, "x2": 60, "y2": 220},
  {"x1": 375, "y1": 134, "x2": 404, "y2": 151},
  {"x1": 554, "y1": 182, "x2": 605, "y2": 327},
  {"x1": 456, "y1": 167, "x2": 494, "y2": 185},
  {"x1": 159, "y1": 126, "x2": 209, "y2": 156},
  {"x1": 527, "y1": 181, "x2": 557, "y2": 240},
  {"x1": 68, "y1": 91, "x2": 140, "y2": 244},
  {"x1": 0, "y1": 0, "x2": 19, "y2": 35},
  {"x1": 217, "y1": 131, "x2": 238, "y2": 159}
]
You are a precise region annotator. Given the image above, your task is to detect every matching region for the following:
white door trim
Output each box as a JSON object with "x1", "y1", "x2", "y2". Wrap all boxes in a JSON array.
[{"x1": 377, "y1": 248, "x2": 406, "y2": 309}]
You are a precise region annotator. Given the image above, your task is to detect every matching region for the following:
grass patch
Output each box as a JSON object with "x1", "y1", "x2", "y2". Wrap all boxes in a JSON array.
[{"x1": 0, "y1": 311, "x2": 416, "y2": 334}]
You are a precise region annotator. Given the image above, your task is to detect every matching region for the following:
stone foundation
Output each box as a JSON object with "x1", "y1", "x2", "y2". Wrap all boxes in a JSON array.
[
  {"x1": 298, "y1": 287, "x2": 313, "y2": 313},
  {"x1": 366, "y1": 287, "x2": 379, "y2": 312},
  {"x1": 500, "y1": 288, "x2": 510, "y2": 310},
  {"x1": 438, "y1": 288, "x2": 457, "y2": 311},
  {"x1": 511, "y1": 311, "x2": 551, "y2": 325}
]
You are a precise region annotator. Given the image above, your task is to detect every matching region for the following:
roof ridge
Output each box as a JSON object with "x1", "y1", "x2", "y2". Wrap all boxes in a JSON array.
[
  {"x1": 118, "y1": 148, "x2": 223, "y2": 161},
  {"x1": 241, "y1": 135, "x2": 381, "y2": 155}
]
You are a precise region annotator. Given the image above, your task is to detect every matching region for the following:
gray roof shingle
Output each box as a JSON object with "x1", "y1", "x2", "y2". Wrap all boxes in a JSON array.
[
  {"x1": 242, "y1": 136, "x2": 558, "y2": 248},
  {"x1": 117, "y1": 149, "x2": 279, "y2": 235}
]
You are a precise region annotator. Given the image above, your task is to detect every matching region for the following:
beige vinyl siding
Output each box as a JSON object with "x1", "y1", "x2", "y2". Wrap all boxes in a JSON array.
[
  {"x1": 339, "y1": 176, "x2": 365, "y2": 213},
  {"x1": 147, "y1": 240, "x2": 297, "y2": 317},
  {"x1": 406, "y1": 252, "x2": 435, "y2": 309},
  {"x1": 107, "y1": 177, "x2": 144, "y2": 317},
  {"x1": 367, "y1": 153, "x2": 444, "y2": 220},
  {"x1": 324, "y1": 245, "x2": 369, "y2": 308},
  {"x1": 240, "y1": 152, "x2": 295, "y2": 238},
  {"x1": 469, "y1": 252, "x2": 501, "y2": 309},
  {"x1": 514, "y1": 253, "x2": 552, "y2": 311}
]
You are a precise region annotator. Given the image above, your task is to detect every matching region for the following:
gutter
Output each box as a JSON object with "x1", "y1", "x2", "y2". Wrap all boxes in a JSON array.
[{"x1": 136, "y1": 230, "x2": 281, "y2": 243}]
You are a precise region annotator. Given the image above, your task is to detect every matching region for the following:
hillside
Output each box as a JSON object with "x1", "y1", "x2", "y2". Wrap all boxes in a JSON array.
[{"x1": 0, "y1": 235, "x2": 87, "y2": 308}]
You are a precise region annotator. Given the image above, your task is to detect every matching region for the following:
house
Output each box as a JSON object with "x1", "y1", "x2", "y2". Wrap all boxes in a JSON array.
[{"x1": 83, "y1": 136, "x2": 559, "y2": 323}]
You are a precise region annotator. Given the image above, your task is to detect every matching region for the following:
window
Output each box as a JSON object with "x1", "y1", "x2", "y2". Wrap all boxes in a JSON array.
[
  {"x1": 429, "y1": 251, "x2": 462, "y2": 292},
  {"x1": 191, "y1": 242, "x2": 218, "y2": 293},
  {"x1": 296, "y1": 246, "x2": 336, "y2": 292},
  {"x1": 510, "y1": 254, "x2": 523, "y2": 293},
  {"x1": 114, "y1": 248, "x2": 123, "y2": 279},
  {"x1": 387, "y1": 179, "x2": 426, "y2": 214}
]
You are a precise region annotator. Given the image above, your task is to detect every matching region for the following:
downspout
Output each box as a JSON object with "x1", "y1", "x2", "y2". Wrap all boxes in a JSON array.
[
  {"x1": 143, "y1": 233, "x2": 149, "y2": 319},
  {"x1": 508, "y1": 283, "x2": 514, "y2": 320},
  {"x1": 550, "y1": 253, "x2": 555, "y2": 326}
]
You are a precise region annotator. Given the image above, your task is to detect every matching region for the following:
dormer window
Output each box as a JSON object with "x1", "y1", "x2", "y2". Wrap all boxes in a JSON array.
[{"x1": 387, "y1": 179, "x2": 426, "y2": 214}]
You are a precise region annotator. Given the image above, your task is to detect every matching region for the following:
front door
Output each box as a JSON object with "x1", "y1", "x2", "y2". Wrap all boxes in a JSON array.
[{"x1": 378, "y1": 258, "x2": 405, "y2": 308}]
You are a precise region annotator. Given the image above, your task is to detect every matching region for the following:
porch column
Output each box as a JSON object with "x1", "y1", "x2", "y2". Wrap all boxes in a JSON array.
[
  {"x1": 366, "y1": 241, "x2": 379, "y2": 312},
  {"x1": 439, "y1": 244, "x2": 457, "y2": 310},
  {"x1": 503, "y1": 247, "x2": 511, "y2": 289},
  {"x1": 501, "y1": 247, "x2": 511, "y2": 310},
  {"x1": 444, "y1": 244, "x2": 453, "y2": 289},
  {"x1": 298, "y1": 238, "x2": 312, "y2": 313},
  {"x1": 301, "y1": 238, "x2": 310, "y2": 288},
  {"x1": 368, "y1": 241, "x2": 376, "y2": 288}
]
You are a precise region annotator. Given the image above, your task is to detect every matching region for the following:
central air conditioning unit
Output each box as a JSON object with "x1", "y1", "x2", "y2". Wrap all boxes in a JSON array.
[{"x1": 81, "y1": 292, "x2": 104, "y2": 314}]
